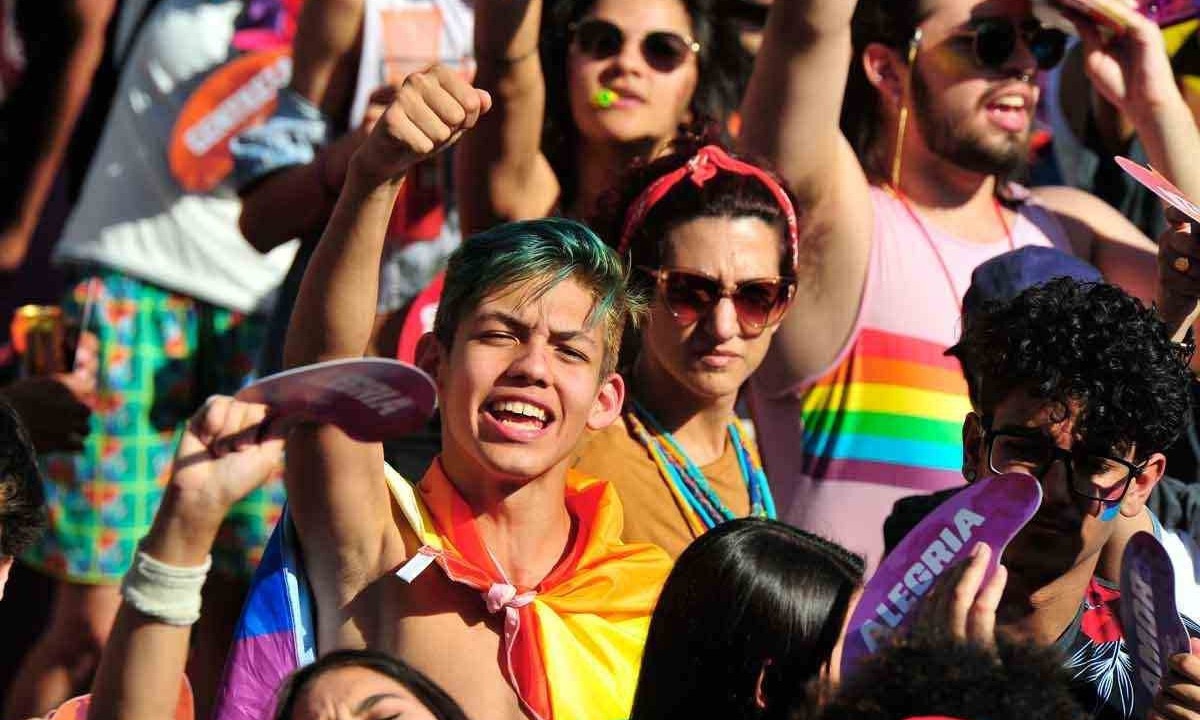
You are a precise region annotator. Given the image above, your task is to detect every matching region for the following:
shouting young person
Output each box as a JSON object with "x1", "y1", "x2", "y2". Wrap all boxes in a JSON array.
[{"x1": 273, "y1": 65, "x2": 672, "y2": 720}]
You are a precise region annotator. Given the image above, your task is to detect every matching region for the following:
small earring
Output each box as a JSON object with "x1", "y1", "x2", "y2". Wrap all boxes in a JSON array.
[{"x1": 964, "y1": 468, "x2": 977, "y2": 481}]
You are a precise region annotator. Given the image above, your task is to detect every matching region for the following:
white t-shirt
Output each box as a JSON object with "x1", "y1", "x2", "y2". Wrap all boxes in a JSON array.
[
  {"x1": 53, "y1": 0, "x2": 296, "y2": 313},
  {"x1": 354, "y1": 0, "x2": 474, "y2": 311}
]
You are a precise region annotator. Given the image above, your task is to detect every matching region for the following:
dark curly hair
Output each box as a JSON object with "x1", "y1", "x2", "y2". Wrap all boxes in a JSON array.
[
  {"x1": 0, "y1": 397, "x2": 47, "y2": 556},
  {"x1": 540, "y1": 0, "x2": 747, "y2": 210},
  {"x1": 954, "y1": 279, "x2": 1192, "y2": 458},
  {"x1": 840, "y1": 0, "x2": 932, "y2": 178},
  {"x1": 590, "y1": 131, "x2": 800, "y2": 302},
  {"x1": 821, "y1": 636, "x2": 1086, "y2": 720},
  {"x1": 631, "y1": 518, "x2": 863, "y2": 720}
]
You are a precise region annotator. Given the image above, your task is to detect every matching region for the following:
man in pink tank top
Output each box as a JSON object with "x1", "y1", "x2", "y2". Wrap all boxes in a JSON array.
[{"x1": 737, "y1": 0, "x2": 1200, "y2": 570}]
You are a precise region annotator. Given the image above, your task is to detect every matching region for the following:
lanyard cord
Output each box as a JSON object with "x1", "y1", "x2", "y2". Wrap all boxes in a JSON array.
[{"x1": 885, "y1": 184, "x2": 1016, "y2": 313}]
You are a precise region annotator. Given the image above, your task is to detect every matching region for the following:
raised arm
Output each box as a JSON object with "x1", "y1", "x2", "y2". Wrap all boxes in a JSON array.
[
  {"x1": 737, "y1": 0, "x2": 874, "y2": 393},
  {"x1": 281, "y1": 67, "x2": 490, "y2": 600},
  {"x1": 455, "y1": 0, "x2": 559, "y2": 235},
  {"x1": 89, "y1": 397, "x2": 285, "y2": 720},
  {"x1": 0, "y1": 0, "x2": 116, "y2": 270},
  {"x1": 1074, "y1": 7, "x2": 1200, "y2": 200},
  {"x1": 1038, "y1": 6, "x2": 1200, "y2": 339},
  {"x1": 235, "y1": 0, "x2": 365, "y2": 252}
]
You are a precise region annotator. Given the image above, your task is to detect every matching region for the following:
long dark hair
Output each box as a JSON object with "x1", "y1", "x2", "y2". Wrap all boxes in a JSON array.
[
  {"x1": 272, "y1": 650, "x2": 470, "y2": 720},
  {"x1": 630, "y1": 518, "x2": 864, "y2": 720},
  {"x1": 540, "y1": 0, "x2": 746, "y2": 210},
  {"x1": 840, "y1": 0, "x2": 929, "y2": 178}
]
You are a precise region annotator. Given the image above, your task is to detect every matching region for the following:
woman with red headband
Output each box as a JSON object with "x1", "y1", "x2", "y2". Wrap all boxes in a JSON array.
[{"x1": 578, "y1": 138, "x2": 799, "y2": 557}]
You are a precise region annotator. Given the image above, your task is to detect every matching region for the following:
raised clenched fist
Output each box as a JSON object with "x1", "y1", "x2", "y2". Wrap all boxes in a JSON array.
[{"x1": 353, "y1": 65, "x2": 492, "y2": 185}]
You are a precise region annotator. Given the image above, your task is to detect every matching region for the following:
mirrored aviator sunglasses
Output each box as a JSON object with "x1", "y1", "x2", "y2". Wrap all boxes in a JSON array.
[
  {"x1": 642, "y1": 267, "x2": 797, "y2": 330},
  {"x1": 570, "y1": 18, "x2": 701, "y2": 73},
  {"x1": 969, "y1": 17, "x2": 1067, "y2": 71}
]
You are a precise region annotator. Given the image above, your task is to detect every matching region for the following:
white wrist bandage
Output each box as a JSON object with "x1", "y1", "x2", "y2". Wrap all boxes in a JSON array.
[{"x1": 119, "y1": 549, "x2": 211, "y2": 626}]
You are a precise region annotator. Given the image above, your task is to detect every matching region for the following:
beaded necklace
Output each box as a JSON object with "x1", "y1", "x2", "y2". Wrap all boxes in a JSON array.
[{"x1": 625, "y1": 400, "x2": 775, "y2": 537}]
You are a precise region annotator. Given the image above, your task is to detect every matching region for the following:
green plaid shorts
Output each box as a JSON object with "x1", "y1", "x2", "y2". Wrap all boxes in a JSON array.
[{"x1": 23, "y1": 270, "x2": 286, "y2": 583}]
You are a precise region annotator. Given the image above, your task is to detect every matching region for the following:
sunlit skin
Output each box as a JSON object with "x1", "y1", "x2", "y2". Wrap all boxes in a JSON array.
[
  {"x1": 901, "y1": 0, "x2": 1044, "y2": 178},
  {"x1": 423, "y1": 277, "x2": 624, "y2": 500},
  {"x1": 290, "y1": 666, "x2": 438, "y2": 720},
  {"x1": 635, "y1": 216, "x2": 789, "y2": 411},
  {"x1": 961, "y1": 390, "x2": 1164, "y2": 639},
  {"x1": 566, "y1": 0, "x2": 700, "y2": 149},
  {"x1": 0, "y1": 551, "x2": 10, "y2": 601}
]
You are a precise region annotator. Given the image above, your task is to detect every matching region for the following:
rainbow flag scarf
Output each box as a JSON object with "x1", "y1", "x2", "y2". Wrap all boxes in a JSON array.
[
  {"x1": 395, "y1": 460, "x2": 671, "y2": 720},
  {"x1": 213, "y1": 461, "x2": 669, "y2": 720}
]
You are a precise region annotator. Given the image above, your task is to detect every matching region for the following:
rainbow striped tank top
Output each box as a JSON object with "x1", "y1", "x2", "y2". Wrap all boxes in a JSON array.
[{"x1": 749, "y1": 185, "x2": 1071, "y2": 571}]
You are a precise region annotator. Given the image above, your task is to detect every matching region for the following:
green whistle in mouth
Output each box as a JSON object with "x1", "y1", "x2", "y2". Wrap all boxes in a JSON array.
[{"x1": 593, "y1": 88, "x2": 618, "y2": 108}]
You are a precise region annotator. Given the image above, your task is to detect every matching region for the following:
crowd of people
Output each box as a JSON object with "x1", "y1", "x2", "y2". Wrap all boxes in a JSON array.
[{"x1": 3, "y1": 0, "x2": 1200, "y2": 718}]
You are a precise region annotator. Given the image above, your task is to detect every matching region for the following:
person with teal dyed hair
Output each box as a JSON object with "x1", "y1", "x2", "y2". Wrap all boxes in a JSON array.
[
  {"x1": 432, "y1": 216, "x2": 641, "y2": 378},
  {"x1": 207, "y1": 66, "x2": 673, "y2": 720}
]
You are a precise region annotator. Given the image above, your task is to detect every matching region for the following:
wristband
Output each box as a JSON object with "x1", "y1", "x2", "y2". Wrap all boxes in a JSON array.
[{"x1": 120, "y1": 548, "x2": 211, "y2": 626}]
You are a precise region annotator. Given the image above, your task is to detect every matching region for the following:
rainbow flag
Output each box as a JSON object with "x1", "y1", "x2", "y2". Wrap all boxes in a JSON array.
[
  {"x1": 213, "y1": 463, "x2": 670, "y2": 720},
  {"x1": 212, "y1": 510, "x2": 315, "y2": 720},
  {"x1": 396, "y1": 461, "x2": 671, "y2": 720},
  {"x1": 799, "y1": 328, "x2": 972, "y2": 492}
]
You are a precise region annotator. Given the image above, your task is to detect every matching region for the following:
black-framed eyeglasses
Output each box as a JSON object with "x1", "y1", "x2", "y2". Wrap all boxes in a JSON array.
[
  {"x1": 569, "y1": 18, "x2": 701, "y2": 73},
  {"x1": 980, "y1": 418, "x2": 1147, "y2": 503},
  {"x1": 639, "y1": 266, "x2": 796, "y2": 331},
  {"x1": 950, "y1": 17, "x2": 1067, "y2": 72}
]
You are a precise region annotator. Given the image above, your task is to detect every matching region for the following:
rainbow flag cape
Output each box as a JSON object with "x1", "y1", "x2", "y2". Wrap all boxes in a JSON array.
[
  {"x1": 396, "y1": 461, "x2": 671, "y2": 720},
  {"x1": 212, "y1": 509, "x2": 316, "y2": 720},
  {"x1": 214, "y1": 462, "x2": 670, "y2": 720}
]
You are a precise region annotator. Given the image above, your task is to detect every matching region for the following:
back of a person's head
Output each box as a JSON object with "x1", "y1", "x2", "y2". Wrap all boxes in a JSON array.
[
  {"x1": 432, "y1": 217, "x2": 644, "y2": 376},
  {"x1": 0, "y1": 397, "x2": 46, "y2": 558},
  {"x1": 954, "y1": 278, "x2": 1192, "y2": 459},
  {"x1": 630, "y1": 518, "x2": 864, "y2": 720},
  {"x1": 947, "y1": 248, "x2": 1104, "y2": 410},
  {"x1": 272, "y1": 649, "x2": 469, "y2": 720},
  {"x1": 820, "y1": 636, "x2": 1086, "y2": 720},
  {"x1": 590, "y1": 131, "x2": 800, "y2": 297}
]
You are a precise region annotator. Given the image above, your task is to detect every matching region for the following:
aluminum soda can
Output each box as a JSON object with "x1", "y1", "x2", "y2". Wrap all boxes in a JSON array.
[{"x1": 15, "y1": 305, "x2": 66, "y2": 377}]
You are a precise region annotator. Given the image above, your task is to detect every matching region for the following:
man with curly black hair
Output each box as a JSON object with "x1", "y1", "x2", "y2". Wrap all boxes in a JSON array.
[
  {"x1": 821, "y1": 636, "x2": 1087, "y2": 720},
  {"x1": 949, "y1": 278, "x2": 1200, "y2": 720},
  {"x1": 0, "y1": 397, "x2": 46, "y2": 601}
]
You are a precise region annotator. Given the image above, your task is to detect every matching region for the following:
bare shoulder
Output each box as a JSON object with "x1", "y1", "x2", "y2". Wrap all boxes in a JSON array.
[
  {"x1": 1030, "y1": 184, "x2": 1118, "y2": 217},
  {"x1": 1029, "y1": 185, "x2": 1152, "y2": 257}
]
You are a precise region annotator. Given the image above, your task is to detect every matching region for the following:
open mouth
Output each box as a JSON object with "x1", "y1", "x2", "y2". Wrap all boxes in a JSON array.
[
  {"x1": 485, "y1": 399, "x2": 552, "y2": 432},
  {"x1": 985, "y1": 95, "x2": 1030, "y2": 133}
]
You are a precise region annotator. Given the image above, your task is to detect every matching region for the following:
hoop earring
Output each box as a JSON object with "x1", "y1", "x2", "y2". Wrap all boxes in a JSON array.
[{"x1": 890, "y1": 29, "x2": 923, "y2": 190}]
